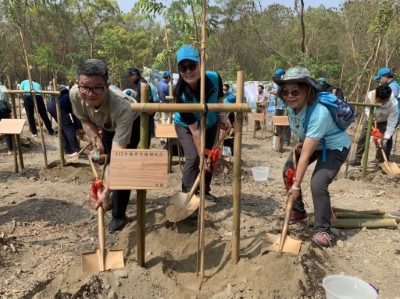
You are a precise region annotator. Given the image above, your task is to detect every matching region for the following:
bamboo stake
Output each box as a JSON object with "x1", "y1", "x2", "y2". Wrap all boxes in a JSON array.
[
  {"x1": 137, "y1": 82, "x2": 150, "y2": 267},
  {"x1": 53, "y1": 78, "x2": 65, "y2": 167},
  {"x1": 6, "y1": 76, "x2": 20, "y2": 172},
  {"x1": 19, "y1": 28, "x2": 48, "y2": 168},
  {"x1": 132, "y1": 103, "x2": 251, "y2": 113},
  {"x1": 198, "y1": 0, "x2": 207, "y2": 279},
  {"x1": 163, "y1": 21, "x2": 174, "y2": 173},
  {"x1": 345, "y1": 113, "x2": 364, "y2": 178},
  {"x1": 307, "y1": 217, "x2": 397, "y2": 229},
  {"x1": 232, "y1": 71, "x2": 244, "y2": 265}
]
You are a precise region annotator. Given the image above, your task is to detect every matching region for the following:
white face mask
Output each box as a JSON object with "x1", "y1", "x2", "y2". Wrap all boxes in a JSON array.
[{"x1": 223, "y1": 90, "x2": 227, "y2": 95}]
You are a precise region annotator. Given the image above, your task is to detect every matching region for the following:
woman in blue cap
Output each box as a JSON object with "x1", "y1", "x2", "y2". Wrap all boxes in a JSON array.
[{"x1": 173, "y1": 45, "x2": 226, "y2": 201}]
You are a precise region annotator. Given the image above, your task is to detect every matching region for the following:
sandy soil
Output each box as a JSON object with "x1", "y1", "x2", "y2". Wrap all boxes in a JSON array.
[{"x1": 0, "y1": 116, "x2": 400, "y2": 299}]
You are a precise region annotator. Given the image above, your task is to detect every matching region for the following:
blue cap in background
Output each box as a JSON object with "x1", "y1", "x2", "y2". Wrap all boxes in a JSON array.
[
  {"x1": 374, "y1": 67, "x2": 391, "y2": 80},
  {"x1": 177, "y1": 45, "x2": 199, "y2": 64},
  {"x1": 163, "y1": 71, "x2": 171, "y2": 78},
  {"x1": 274, "y1": 68, "x2": 285, "y2": 77}
]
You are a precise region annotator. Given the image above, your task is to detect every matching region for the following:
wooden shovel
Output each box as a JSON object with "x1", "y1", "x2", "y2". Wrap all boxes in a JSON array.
[
  {"x1": 372, "y1": 125, "x2": 400, "y2": 176},
  {"x1": 65, "y1": 143, "x2": 90, "y2": 164},
  {"x1": 166, "y1": 125, "x2": 232, "y2": 222},
  {"x1": 261, "y1": 149, "x2": 302, "y2": 254},
  {"x1": 82, "y1": 155, "x2": 124, "y2": 276},
  {"x1": 378, "y1": 142, "x2": 400, "y2": 176}
]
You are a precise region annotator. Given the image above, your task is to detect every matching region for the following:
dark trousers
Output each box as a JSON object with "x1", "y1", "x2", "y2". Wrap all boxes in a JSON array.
[
  {"x1": 274, "y1": 108, "x2": 291, "y2": 144},
  {"x1": 174, "y1": 123, "x2": 218, "y2": 194},
  {"x1": 23, "y1": 95, "x2": 54, "y2": 135},
  {"x1": 282, "y1": 147, "x2": 349, "y2": 233},
  {"x1": 48, "y1": 101, "x2": 81, "y2": 152},
  {"x1": 102, "y1": 116, "x2": 149, "y2": 219},
  {"x1": 355, "y1": 121, "x2": 392, "y2": 162}
]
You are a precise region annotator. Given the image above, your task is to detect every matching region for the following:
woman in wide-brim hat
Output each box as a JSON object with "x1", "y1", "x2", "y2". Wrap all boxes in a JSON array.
[{"x1": 273, "y1": 66, "x2": 351, "y2": 247}]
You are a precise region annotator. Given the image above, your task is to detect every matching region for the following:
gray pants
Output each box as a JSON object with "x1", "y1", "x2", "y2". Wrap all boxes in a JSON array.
[
  {"x1": 282, "y1": 147, "x2": 349, "y2": 233},
  {"x1": 174, "y1": 123, "x2": 218, "y2": 193}
]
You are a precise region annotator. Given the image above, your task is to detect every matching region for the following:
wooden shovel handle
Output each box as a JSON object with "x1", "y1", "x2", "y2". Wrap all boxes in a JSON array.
[{"x1": 279, "y1": 194, "x2": 295, "y2": 251}]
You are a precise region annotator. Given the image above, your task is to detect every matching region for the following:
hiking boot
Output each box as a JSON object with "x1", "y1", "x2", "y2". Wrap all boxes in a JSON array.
[
  {"x1": 108, "y1": 216, "x2": 128, "y2": 233},
  {"x1": 348, "y1": 160, "x2": 361, "y2": 166},
  {"x1": 311, "y1": 231, "x2": 332, "y2": 248},
  {"x1": 290, "y1": 210, "x2": 308, "y2": 223}
]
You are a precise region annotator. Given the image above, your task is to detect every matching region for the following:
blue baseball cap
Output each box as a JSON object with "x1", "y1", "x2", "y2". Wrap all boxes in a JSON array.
[
  {"x1": 163, "y1": 71, "x2": 171, "y2": 78},
  {"x1": 274, "y1": 68, "x2": 285, "y2": 77},
  {"x1": 177, "y1": 45, "x2": 199, "y2": 64},
  {"x1": 374, "y1": 67, "x2": 391, "y2": 81}
]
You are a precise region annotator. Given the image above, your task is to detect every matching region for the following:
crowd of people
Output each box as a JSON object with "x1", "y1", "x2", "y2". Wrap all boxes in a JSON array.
[{"x1": 1, "y1": 47, "x2": 400, "y2": 247}]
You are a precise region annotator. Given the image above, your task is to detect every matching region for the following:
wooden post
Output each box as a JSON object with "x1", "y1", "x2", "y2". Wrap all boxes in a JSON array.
[
  {"x1": 53, "y1": 79, "x2": 65, "y2": 167},
  {"x1": 137, "y1": 82, "x2": 149, "y2": 267},
  {"x1": 6, "y1": 77, "x2": 24, "y2": 170},
  {"x1": 198, "y1": 0, "x2": 207, "y2": 279},
  {"x1": 19, "y1": 28, "x2": 48, "y2": 168},
  {"x1": 232, "y1": 71, "x2": 244, "y2": 265}
]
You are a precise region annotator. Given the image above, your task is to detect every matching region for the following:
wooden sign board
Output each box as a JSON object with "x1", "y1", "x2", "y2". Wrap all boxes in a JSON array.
[
  {"x1": 109, "y1": 149, "x2": 168, "y2": 190},
  {"x1": 252, "y1": 113, "x2": 265, "y2": 121},
  {"x1": 272, "y1": 116, "x2": 289, "y2": 126},
  {"x1": 155, "y1": 124, "x2": 177, "y2": 138},
  {"x1": 0, "y1": 119, "x2": 26, "y2": 134}
]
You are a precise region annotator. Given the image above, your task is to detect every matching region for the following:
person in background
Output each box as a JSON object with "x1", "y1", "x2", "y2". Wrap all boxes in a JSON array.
[
  {"x1": 272, "y1": 69, "x2": 291, "y2": 146},
  {"x1": 349, "y1": 84, "x2": 398, "y2": 166},
  {"x1": 373, "y1": 67, "x2": 400, "y2": 124},
  {"x1": 157, "y1": 71, "x2": 172, "y2": 125},
  {"x1": 255, "y1": 84, "x2": 269, "y2": 130},
  {"x1": 0, "y1": 81, "x2": 13, "y2": 154},
  {"x1": 70, "y1": 59, "x2": 140, "y2": 233},
  {"x1": 222, "y1": 83, "x2": 236, "y2": 156},
  {"x1": 19, "y1": 79, "x2": 55, "y2": 137},
  {"x1": 273, "y1": 66, "x2": 351, "y2": 248},
  {"x1": 173, "y1": 45, "x2": 228, "y2": 201},
  {"x1": 127, "y1": 67, "x2": 154, "y2": 142},
  {"x1": 47, "y1": 85, "x2": 83, "y2": 156},
  {"x1": 318, "y1": 77, "x2": 345, "y2": 100}
]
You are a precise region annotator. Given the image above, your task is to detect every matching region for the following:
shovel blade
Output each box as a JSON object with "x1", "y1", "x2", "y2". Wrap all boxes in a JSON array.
[
  {"x1": 169, "y1": 192, "x2": 200, "y2": 210},
  {"x1": 165, "y1": 202, "x2": 198, "y2": 222},
  {"x1": 82, "y1": 249, "x2": 124, "y2": 276},
  {"x1": 261, "y1": 233, "x2": 301, "y2": 255},
  {"x1": 379, "y1": 161, "x2": 400, "y2": 176}
]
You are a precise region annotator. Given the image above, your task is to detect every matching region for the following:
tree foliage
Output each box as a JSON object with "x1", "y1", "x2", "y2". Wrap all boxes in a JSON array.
[{"x1": 0, "y1": 0, "x2": 400, "y2": 97}]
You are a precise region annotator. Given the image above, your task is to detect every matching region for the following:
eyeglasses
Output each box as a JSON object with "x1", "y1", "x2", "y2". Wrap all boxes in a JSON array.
[
  {"x1": 282, "y1": 89, "x2": 301, "y2": 97},
  {"x1": 78, "y1": 85, "x2": 106, "y2": 95},
  {"x1": 178, "y1": 63, "x2": 197, "y2": 73}
]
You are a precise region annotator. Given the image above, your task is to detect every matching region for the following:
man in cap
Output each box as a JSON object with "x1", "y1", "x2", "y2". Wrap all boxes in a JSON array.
[
  {"x1": 374, "y1": 67, "x2": 400, "y2": 123},
  {"x1": 127, "y1": 67, "x2": 155, "y2": 141},
  {"x1": 157, "y1": 71, "x2": 172, "y2": 125},
  {"x1": 271, "y1": 69, "x2": 291, "y2": 146}
]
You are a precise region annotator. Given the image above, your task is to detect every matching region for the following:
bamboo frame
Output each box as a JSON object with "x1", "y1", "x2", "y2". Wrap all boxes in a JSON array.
[
  {"x1": 131, "y1": 103, "x2": 251, "y2": 113},
  {"x1": 137, "y1": 83, "x2": 150, "y2": 267}
]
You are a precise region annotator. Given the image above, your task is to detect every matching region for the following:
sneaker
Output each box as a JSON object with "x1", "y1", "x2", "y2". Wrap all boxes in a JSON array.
[
  {"x1": 290, "y1": 210, "x2": 309, "y2": 223},
  {"x1": 108, "y1": 216, "x2": 128, "y2": 233},
  {"x1": 67, "y1": 152, "x2": 79, "y2": 158},
  {"x1": 311, "y1": 231, "x2": 332, "y2": 247},
  {"x1": 348, "y1": 160, "x2": 361, "y2": 166}
]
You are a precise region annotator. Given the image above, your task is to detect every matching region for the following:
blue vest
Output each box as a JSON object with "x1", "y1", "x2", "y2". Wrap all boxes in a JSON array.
[{"x1": 174, "y1": 71, "x2": 219, "y2": 129}]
